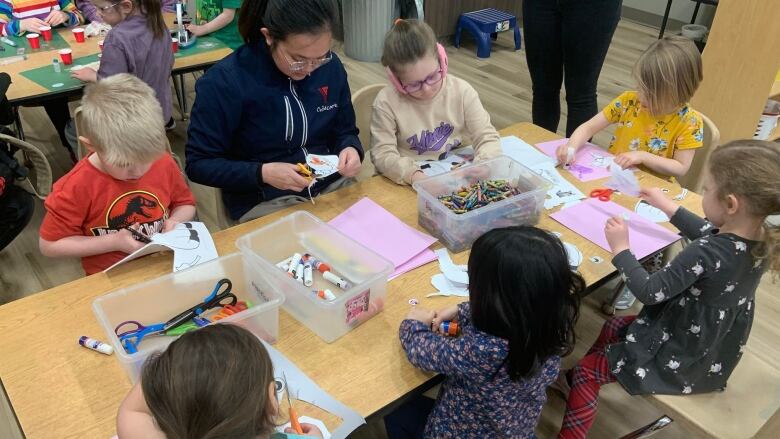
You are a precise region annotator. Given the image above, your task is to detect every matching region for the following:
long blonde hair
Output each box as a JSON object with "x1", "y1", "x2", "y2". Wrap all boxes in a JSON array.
[
  {"x1": 708, "y1": 140, "x2": 780, "y2": 276},
  {"x1": 633, "y1": 35, "x2": 703, "y2": 116}
]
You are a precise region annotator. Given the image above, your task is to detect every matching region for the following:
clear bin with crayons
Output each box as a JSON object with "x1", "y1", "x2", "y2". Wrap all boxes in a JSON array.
[
  {"x1": 92, "y1": 252, "x2": 285, "y2": 382},
  {"x1": 236, "y1": 211, "x2": 394, "y2": 343},
  {"x1": 413, "y1": 155, "x2": 551, "y2": 252}
]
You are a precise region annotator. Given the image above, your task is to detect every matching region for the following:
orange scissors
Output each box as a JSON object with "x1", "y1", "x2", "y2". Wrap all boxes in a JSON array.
[
  {"x1": 590, "y1": 188, "x2": 615, "y2": 202},
  {"x1": 296, "y1": 163, "x2": 313, "y2": 180}
]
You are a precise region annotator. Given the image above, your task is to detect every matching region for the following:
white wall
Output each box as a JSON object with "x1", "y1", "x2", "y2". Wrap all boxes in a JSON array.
[{"x1": 623, "y1": 0, "x2": 715, "y2": 26}]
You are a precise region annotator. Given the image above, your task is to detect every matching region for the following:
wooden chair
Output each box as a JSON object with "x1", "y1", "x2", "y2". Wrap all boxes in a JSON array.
[
  {"x1": 0, "y1": 133, "x2": 53, "y2": 199},
  {"x1": 213, "y1": 188, "x2": 235, "y2": 230},
  {"x1": 351, "y1": 83, "x2": 385, "y2": 181},
  {"x1": 677, "y1": 111, "x2": 720, "y2": 193},
  {"x1": 618, "y1": 349, "x2": 780, "y2": 438}
]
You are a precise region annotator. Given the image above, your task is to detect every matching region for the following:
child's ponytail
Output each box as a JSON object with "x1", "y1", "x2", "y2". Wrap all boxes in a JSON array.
[
  {"x1": 238, "y1": 0, "x2": 337, "y2": 46},
  {"x1": 708, "y1": 140, "x2": 780, "y2": 276},
  {"x1": 380, "y1": 18, "x2": 437, "y2": 72},
  {"x1": 138, "y1": 0, "x2": 166, "y2": 39}
]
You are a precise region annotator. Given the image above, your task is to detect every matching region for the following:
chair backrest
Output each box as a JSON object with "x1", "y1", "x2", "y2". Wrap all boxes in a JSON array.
[
  {"x1": 351, "y1": 83, "x2": 385, "y2": 181},
  {"x1": 0, "y1": 133, "x2": 53, "y2": 199},
  {"x1": 214, "y1": 188, "x2": 235, "y2": 230},
  {"x1": 677, "y1": 111, "x2": 720, "y2": 192}
]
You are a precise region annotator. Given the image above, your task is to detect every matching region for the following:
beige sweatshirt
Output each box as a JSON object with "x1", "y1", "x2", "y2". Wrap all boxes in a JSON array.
[{"x1": 369, "y1": 75, "x2": 502, "y2": 185}]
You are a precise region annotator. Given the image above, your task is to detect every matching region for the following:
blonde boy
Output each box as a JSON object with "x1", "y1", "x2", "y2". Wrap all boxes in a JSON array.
[{"x1": 40, "y1": 74, "x2": 196, "y2": 275}]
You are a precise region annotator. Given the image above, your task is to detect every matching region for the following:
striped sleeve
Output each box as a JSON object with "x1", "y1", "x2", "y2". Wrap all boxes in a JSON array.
[
  {"x1": 0, "y1": 0, "x2": 19, "y2": 36},
  {"x1": 59, "y1": 0, "x2": 83, "y2": 26}
]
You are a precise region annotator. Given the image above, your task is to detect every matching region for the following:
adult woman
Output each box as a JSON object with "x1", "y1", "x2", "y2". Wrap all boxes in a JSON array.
[
  {"x1": 523, "y1": 0, "x2": 623, "y2": 137},
  {"x1": 186, "y1": 0, "x2": 362, "y2": 222}
]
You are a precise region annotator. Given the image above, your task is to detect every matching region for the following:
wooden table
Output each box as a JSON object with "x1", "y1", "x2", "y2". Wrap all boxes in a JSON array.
[
  {"x1": 0, "y1": 123, "x2": 702, "y2": 438},
  {"x1": 5, "y1": 14, "x2": 231, "y2": 106}
]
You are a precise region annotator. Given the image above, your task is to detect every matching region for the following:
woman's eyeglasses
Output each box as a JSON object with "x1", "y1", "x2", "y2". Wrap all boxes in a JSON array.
[
  {"x1": 281, "y1": 50, "x2": 333, "y2": 73},
  {"x1": 402, "y1": 66, "x2": 443, "y2": 93}
]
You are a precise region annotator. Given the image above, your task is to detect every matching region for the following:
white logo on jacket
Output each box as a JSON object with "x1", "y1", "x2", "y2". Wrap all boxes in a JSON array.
[{"x1": 317, "y1": 103, "x2": 339, "y2": 113}]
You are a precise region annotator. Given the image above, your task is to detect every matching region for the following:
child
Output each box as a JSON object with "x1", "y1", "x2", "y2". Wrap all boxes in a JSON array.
[
  {"x1": 560, "y1": 35, "x2": 704, "y2": 309},
  {"x1": 185, "y1": 0, "x2": 243, "y2": 50},
  {"x1": 117, "y1": 323, "x2": 323, "y2": 438},
  {"x1": 371, "y1": 19, "x2": 501, "y2": 186},
  {"x1": 71, "y1": 0, "x2": 174, "y2": 127},
  {"x1": 387, "y1": 226, "x2": 583, "y2": 437},
  {"x1": 0, "y1": 0, "x2": 84, "y2": 161},
  {"x1": 557, "y1": 140, "x2": 780, "y2": 439},
  {"x1": 557, "y1": 35, "x2": 703, "y2": 180},
  {"x1": 39, "y1": 74, "x2": 196, "y2": 275},
  {"x1": 75, "y1": 0, "x2": 173, "y2": 24}
]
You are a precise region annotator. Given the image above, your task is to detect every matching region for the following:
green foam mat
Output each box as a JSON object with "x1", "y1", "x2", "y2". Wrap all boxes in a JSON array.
[
  {"x1": 173, "y1": 36, "x2": 229, "y2": 60},
  {"x1": 1, "y1": 31, "x2": 71, "y2": 58},
  {"x1": 20, "y1": 53, "x2": 100, "y2": 92}
]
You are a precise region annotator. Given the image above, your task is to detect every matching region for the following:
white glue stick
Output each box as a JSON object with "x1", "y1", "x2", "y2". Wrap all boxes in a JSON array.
[
  {"x1": 303, "y1": 262, "x2": 313, "y2": 287},
  {"x1": 79, "y1": 336, "x2": 113, "y2": 355},
  {"x1": 295, "y1": 262, "x2": 305, "y2": 283},
  {"x1": 322, "y1": 270, "x2": 351, "y2": 290},
  {"x1": 565, "y1": 146, "x2": 575, "y2": 166}
]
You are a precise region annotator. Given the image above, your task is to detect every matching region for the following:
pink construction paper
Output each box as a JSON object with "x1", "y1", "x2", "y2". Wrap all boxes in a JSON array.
[
  {"x1": 329, "y1": 197, "x2": 438, "y2": 277},
  {"x1": 536, "y1": 139, "x2": 615, "y2": 182},
  {"x1": 389, "y1": 248, "x2": 438, "y2": 280},
  {"x1": 550, "y1": 199, "x2": 681, "y2": 260}
]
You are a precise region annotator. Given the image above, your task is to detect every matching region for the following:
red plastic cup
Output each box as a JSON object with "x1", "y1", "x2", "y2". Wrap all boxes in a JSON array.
[
  {"x1": 72, "y1": 27, "x2": 85, "y2": 43},
  {"x1": 59, "y1": 48, "x2": 73, "y2": 65},
  {"x1": 98, "y1": 40, "x2": 104, "y2": 51},
  {"x1": 39, "y1": 26, "x2": 52, "y2": 41},
  {"x1": 26, "y1": 33, "x2": 41, "y2": 49},
  {"x1": 171, "y1": 37, "x2": 178, "y2": 53}
]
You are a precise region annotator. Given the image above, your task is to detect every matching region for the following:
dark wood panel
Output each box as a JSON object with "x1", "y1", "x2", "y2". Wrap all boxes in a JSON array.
[{"x1": 424, "y1": 0, "x2": 522, "y2": 39}]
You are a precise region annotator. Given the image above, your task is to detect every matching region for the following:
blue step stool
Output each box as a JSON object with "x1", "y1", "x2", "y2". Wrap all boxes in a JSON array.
[{"x1": 455, "y1": 8, "x2": 521, "y2": 59}]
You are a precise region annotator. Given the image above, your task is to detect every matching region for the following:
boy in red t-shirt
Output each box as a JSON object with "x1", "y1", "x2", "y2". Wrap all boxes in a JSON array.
[{"x1": 40, "y1": 74, "x2": 196, "y2": 275}]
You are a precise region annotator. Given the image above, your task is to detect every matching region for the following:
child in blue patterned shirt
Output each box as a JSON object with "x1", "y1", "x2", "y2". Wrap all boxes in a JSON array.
[{"x1": 387, "y1": 226, "x2": 584, "y2": 438}]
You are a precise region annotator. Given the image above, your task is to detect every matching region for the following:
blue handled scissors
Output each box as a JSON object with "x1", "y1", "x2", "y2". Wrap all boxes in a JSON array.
[{"x1": 114, "y1": 278, "x2": 237, "y2": 354}]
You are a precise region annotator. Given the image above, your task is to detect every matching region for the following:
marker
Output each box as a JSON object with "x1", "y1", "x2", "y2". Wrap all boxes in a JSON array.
[
  {"x1": 439, "y1": 321, "x2": 459, "y2": 336},
  {"x1": 322, "y1": 270, "x2": 350, "y2": 289},
  {"x1": 295, "y1": 262, "x2": 305, "y2": 283},
  {"x1": 302, "y1": 262, "x2": 313, "y2": 287},
  {"x1": 126, "y1": 227, "x2": 152, "y2": 243},
  {"x1": 79, "y1": 336, "x2": 113, "y2": 355},
  {"x1": 287, "y1": 253, "x2": 301, "y2": 277},
  {"x1": 312, "y1": 289, "x2": 336, "y2": 301}
]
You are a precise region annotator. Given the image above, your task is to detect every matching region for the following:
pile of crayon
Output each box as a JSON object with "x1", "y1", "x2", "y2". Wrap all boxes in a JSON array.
[{"x1": 437, "y1": 179, "x2": 520, "y2": 214}]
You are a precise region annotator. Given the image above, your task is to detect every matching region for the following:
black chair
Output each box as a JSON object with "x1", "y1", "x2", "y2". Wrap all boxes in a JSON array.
[{"x1": 658, "y1": 0, "x2": 719, "y2": 39}]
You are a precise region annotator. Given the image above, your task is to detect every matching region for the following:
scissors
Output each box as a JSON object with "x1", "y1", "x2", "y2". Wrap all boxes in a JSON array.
[
  {"x1": 114, "y1": 278, "x2": 237, "y2": 353},
  {"x1": 295, "y1": 163, "x2": 314, "y2": 180},
  {"x1": 589, "y1": 188, "x2": 615, "y2": 202}
]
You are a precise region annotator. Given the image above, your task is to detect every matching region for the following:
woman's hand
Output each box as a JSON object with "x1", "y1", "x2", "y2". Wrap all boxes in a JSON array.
[
  {"x1": 261, "y1": 163, "x2": 312, "y2": 192},
  {"x1": 337, "y1": 147, "x2": 361, "y2": 178}
]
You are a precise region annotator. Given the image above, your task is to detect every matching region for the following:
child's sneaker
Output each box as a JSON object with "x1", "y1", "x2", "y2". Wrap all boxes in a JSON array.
[{"x1": 615, "y1": 285, "x2": 637, "y2": 310}]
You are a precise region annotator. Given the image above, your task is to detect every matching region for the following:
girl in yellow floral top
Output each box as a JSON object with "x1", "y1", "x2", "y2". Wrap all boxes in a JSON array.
[{"x1": 557, "y1": 36, "x2": 703, "y2": 180}]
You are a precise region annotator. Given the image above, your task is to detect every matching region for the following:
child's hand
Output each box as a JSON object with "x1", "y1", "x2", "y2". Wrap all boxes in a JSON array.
[
  {"x1": 45, "y1": 10, "x2": 69, "y2": 26},
  {"x1": 20, "y1": 17, "x2": 47, "y2": 32},
  {"x1": 639, "y1": 187, "x2": 668, "y2": 208},
  {"x1": 431, "y1": 304, "x2": 459, "y2": 332},
  {"x1": 185, "y1": 23, "x2": 206, "y2": 36},
  {"x1": 337, "y1": 147, "x2": 361, "y2": 178},
  {"x1": 604, "y1": 216, "x2": 630, "y2": 254},
  {"x1": 556, "y1": 143, "x2": 576, "y2": 165},
  {"x1": 114, "y1": 225, "x2": 148, "y2": 254},
  {"x1": 410, "y1": 170, "x2": 427, "y2": 184},
  {"x1": 162, "y1": 219, "x2": 180, "y2": 233},
  {"x1": 614, "y1": 151, "x2": 646, "y2": 169},
  {"x1": 406, "y1": 307, "x2": 436, "y2": 326},
  {"x1": 285, "y1": 423, "x2": 323, "y2": 438},
  {"x1": 71, "y1": 67, "x2": 97, "y2": 83},
  {"x1": 262, "y1": 163, "x2": 312, "y2": 192}
]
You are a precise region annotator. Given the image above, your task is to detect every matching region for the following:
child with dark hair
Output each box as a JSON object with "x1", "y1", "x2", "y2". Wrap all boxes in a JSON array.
[
  {"x1": 71, "y1": 0, "x2": 174, "y2": 127},
  {"x1": 117, "y1": 324, "x2": 323, "y2": 438},
  {"x1": 386, "y1": 226, "x2": 583, "y2": 438}
]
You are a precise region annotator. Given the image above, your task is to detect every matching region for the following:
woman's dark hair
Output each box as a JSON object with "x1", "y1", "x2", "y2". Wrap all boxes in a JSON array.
[
  {"x1": 136, "y1": 0, "x2": 167, "y2": 39},
  {"x1": 141, "y1": 324, "x2": 276, "y2": 439},
  {"x1": 469, "y1": 226, "x2": 583, "y2": 381},
  {"x1": 238, "y1": 0, "x2": 338, "y2": 46}
]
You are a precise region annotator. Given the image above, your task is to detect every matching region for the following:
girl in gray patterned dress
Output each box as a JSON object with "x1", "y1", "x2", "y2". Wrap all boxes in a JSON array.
[{"x1": 557, "y1": 140, "x2": 780, "y2": 439}]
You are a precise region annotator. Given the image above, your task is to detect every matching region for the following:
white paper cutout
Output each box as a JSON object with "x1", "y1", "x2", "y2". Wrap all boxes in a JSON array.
[
  {"x1": 306, "y1": 154, "x2": 340, "y2": 179},
  {"x1": 534, "y1": 163, "x2": 586, "y2": 209},
  {"x1": 563, "y1": 242, "x2": 582, "y2": 268},
  {"x1": 417, "y1": 147, "x2": 474, "y2": 177},
  {"x1": 427, "y1": 273, "x2": 469, "y2": 297},
  {"x1": 263, "y1": 340, "x2": 365, "y2": 438},
  {"x1": 104, "y1": 221, "x2": 218, "y2": 272},
  {"x1": 500, "y1": 136, "x2": 557, "y2": 168},
  {"x1": 606, "y1": 164, "x2": 640, "y2": 197},
  {"x1": 635, "y1": 200, "x2": 670, "y2": 223},
  {"x1": 434, "y1": 248, "x2": 468, "y2": 284}
]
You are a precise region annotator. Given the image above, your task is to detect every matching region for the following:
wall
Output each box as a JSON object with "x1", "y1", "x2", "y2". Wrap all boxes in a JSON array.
[{"x1": 622, "y1": 0, "x2": 716, "y2": 32}]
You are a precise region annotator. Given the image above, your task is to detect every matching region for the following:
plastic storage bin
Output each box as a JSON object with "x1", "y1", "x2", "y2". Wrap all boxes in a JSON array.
[
  {"x1": 236, "y1": 211, "x2": 393, "y2": 343},
  {"x1": 413, "y1": 155, "x2": 551, "y2": 252},
  {"x1": 92, "y1": 252, "x2": 285, "y2": 382}
]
